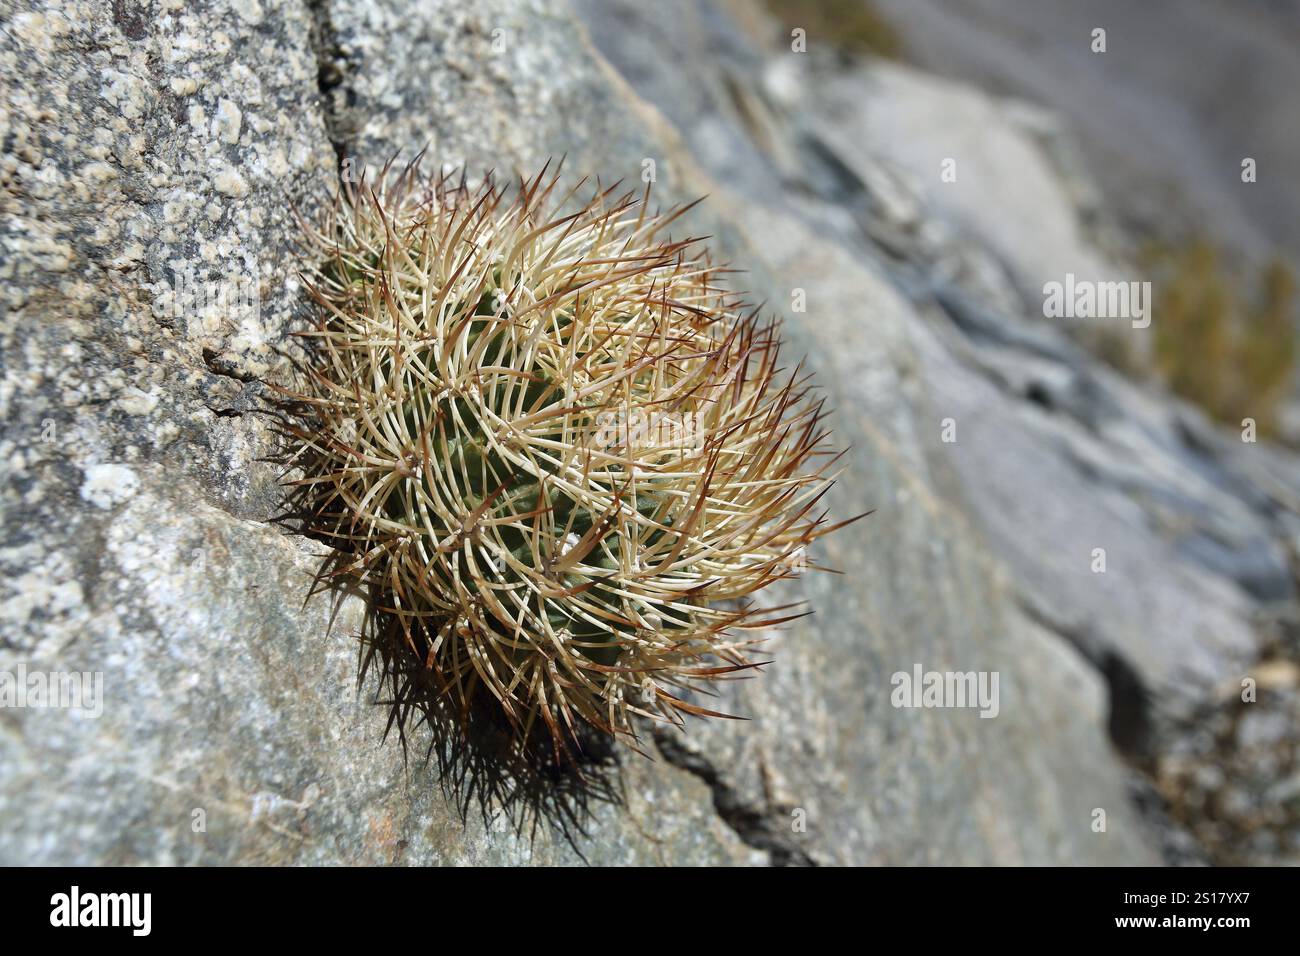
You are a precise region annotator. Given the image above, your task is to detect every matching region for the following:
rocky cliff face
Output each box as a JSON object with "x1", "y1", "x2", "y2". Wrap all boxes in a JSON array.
[{"x1": 1, "y1": 0, "x2": 1295, "y2": 864}]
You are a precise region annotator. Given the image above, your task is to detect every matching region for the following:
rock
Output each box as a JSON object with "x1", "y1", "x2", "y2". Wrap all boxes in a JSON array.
[
  {"x1": 0, "y1": 0, "x2": 769, "y2": 866},
  {"x1": 866, "y1": 0, "x2": 1300, "y2": 446},
  {"x1": 1, "y1": 0, "x2": 1290, "y2": 865},
  {"x1": 575, "y1": 0, "x2": 1300, "y2": 864}
]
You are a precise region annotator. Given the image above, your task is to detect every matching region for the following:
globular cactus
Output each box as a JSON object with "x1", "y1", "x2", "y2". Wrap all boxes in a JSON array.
[{"x1": 280, "y1": 159, "x2": 855, "y2": 758}]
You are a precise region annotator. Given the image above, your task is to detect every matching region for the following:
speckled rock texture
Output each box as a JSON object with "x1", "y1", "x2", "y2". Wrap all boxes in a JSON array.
[{"x1": 0, "y1": 0, "x2": 1291, "y2": 864}]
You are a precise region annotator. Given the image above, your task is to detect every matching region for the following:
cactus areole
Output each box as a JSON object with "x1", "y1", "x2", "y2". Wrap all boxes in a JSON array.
[{"x1": 281, "y1": 159, "x2": 857, "y2": 758}]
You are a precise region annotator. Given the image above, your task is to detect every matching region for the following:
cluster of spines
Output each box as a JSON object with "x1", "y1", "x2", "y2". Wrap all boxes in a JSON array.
[{"x1": 278, "y1": 158, "x2": 855, "y2": 758}]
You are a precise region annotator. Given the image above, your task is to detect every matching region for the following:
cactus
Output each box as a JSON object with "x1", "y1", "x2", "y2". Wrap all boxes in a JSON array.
[{"x1": 280, "y1": 159, "x2": 856, "y2": 757}]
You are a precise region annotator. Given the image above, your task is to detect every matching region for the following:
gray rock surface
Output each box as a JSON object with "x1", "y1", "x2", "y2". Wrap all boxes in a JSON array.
[
  {"x1": 1, "y1": 0, "x2": 1293, "y2": 864},
  {"x1": 869, "y1": 0, "x2": 1300, "y2": 270},
  {"x1": 867, "y1": 0, "x2": 1300, "y2": 438},
  {"x1": 575, "y1": 0, "x2": 1300, "y2": 863}
]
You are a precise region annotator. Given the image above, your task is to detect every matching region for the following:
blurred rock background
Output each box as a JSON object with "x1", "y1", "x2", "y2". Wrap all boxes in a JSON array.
[{"x1": 1, "y1": 0, "x2": 1296, "y2": 864}]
